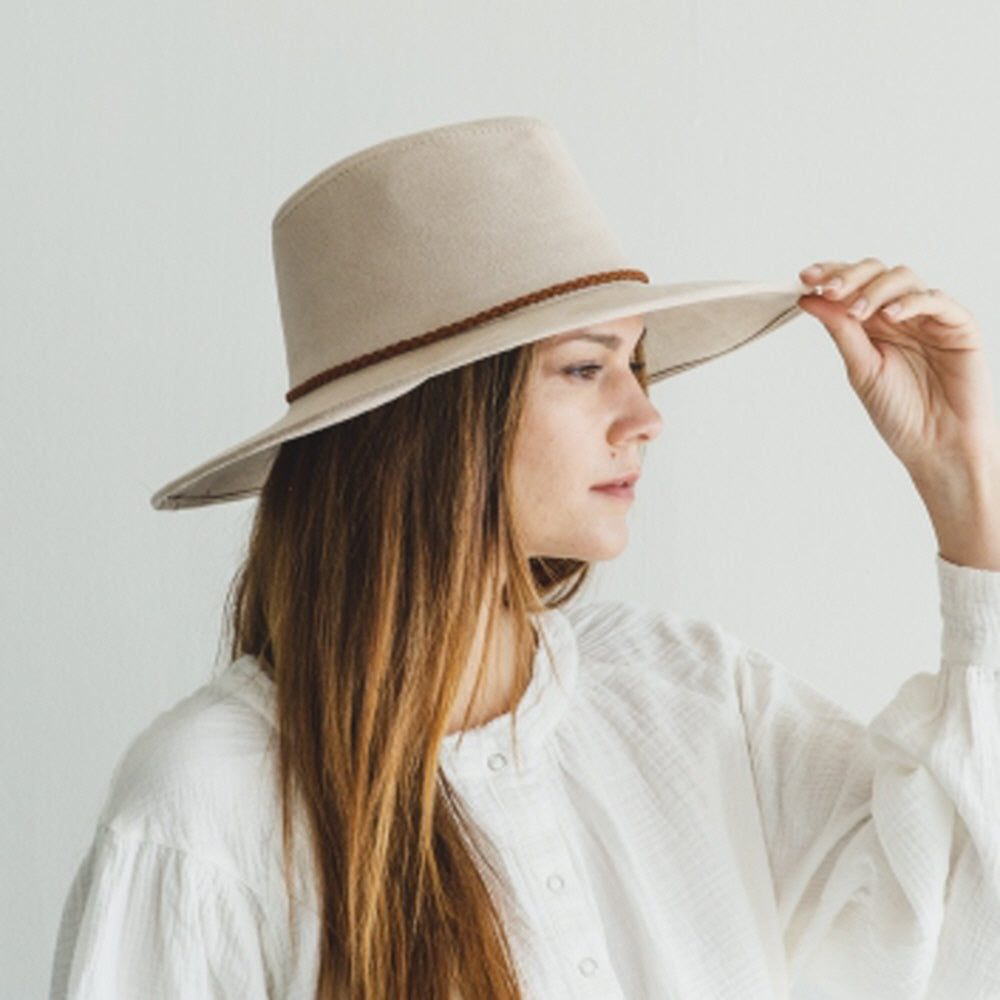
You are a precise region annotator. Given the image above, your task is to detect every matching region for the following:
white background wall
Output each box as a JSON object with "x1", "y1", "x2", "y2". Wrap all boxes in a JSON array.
[{"x1": 4, "y1": 1, "x2": 999, "y2": 996}]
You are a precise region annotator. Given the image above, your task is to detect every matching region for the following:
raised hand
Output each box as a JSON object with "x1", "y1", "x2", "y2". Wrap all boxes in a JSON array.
[{"x1": 797, "y1": 258, "x2": 1000, "y2": 569}]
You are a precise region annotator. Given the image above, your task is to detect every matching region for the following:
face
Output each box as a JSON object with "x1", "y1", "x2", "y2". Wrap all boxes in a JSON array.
[{"x1": 510, "y1": 314, "x2": 663, "y2": 561}]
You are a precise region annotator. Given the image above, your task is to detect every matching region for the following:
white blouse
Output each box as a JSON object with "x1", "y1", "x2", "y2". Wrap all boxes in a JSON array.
[{"x1": 51, "y1": 557, "x2": 1000, "y2": 999}]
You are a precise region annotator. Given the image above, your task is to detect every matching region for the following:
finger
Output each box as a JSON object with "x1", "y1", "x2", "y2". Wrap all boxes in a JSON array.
[
  {"x1": 797, "y1": 293, "x2": 882, "y2": 389},
  {"x1": 842, "y1": 264, "x2": 928, "y2": 322},
  {"x1": 816, "y1": 257, "x2": 889, "y2": 301},
  {"x1": 799, "y1": 260, "x2": 850, "y2": 285},
  {"x1": 878, "y1": 288, "x2": 974, "y2": 327}
]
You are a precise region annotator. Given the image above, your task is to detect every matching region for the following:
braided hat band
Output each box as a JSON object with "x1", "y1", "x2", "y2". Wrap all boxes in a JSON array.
[{"x1": 285, "y1": 269, "x2": 649, "y2": 403}]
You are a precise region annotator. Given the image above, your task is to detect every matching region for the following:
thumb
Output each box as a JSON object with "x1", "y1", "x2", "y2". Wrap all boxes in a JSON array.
[{"x1": 798, "y1": 293, "x2": 881, "y2": 391}]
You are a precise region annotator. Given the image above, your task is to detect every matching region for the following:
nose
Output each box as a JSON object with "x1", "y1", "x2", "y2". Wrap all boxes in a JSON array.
[{"x1": 608, "y1": 380, "x2": 664, "y2": 450}]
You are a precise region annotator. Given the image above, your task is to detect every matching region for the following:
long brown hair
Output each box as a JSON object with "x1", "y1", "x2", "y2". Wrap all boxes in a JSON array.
[{"x1": 228, "y1": 339, "x2": 594, "y2": 999}]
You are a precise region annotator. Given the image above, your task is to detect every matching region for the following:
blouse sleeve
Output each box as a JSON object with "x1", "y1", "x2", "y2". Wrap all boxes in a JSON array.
[
  {"x1": 737, "y1": 556, "x2": 1000, "y2": 999},
  {"x1": 50, "y1": 825, "x2": 278, "y2": 1000}
]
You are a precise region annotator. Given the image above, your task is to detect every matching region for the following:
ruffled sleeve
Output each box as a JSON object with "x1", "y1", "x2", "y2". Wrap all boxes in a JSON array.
[
  {"x1": 738, "y1": 556, "x2": 1000, "y2": 998},
  {"x1": 50, "y1": 825, "x2": 278, "y2": 1000}
]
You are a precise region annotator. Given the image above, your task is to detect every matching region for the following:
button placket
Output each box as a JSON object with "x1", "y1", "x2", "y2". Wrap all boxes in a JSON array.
[
  {"x1": 498, "y1": 776, "x2": 609, "y2": 995},
  {"x1": 472, "y1": 749, "x2": 621, "y2": 997}
]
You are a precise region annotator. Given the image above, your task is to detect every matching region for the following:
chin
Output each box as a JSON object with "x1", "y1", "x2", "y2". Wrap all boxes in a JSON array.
[
  {"x1": 587, "y1": 540, "x2": 629, "y2": 562},
  {"x1": 535, "y1": 532, "x2": 629, "y2": 563}
]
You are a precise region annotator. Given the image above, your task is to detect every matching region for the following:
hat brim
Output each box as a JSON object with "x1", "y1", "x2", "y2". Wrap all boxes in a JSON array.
[{"x1": 152, "y1": 278, "x2": 810, "y2": 509}]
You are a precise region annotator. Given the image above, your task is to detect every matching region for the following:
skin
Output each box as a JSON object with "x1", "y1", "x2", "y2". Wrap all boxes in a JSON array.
[
  {"x1": 446, "y1": 314, "x2": 659, "y2": 733},
  {"x1": 797, "y1": 258, "x2": 1000, "y2": 571},
  {"x1": 446, "y1": 258, "x2": 1000, "y2": 734},
  {"x1": 510, "y1": 313, "x2": 663, "y2": 561}
]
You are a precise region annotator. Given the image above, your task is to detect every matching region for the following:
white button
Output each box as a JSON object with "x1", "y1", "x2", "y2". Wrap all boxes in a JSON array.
[
  {"x1": 578, "y1": 957, "x2": 598, "y2": 977},
  {"x1": 487, "y1": 752, "x2": 508, "y2": 771},
  {"x1": 545, "y1": 873, "x2": 565, "y2": 892}
]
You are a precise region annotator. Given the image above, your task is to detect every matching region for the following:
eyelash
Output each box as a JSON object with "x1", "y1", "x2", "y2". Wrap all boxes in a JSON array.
[{"x1": 563, "y1": 361, "x2": 646, "y2": 381}]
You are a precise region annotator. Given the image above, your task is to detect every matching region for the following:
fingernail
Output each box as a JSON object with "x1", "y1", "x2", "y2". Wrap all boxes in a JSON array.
[
  {"x1": 848, "y1": 296, "x2": 868, "y2": 318},
  {"x1": 823, "y1": 277, "x2": 844, "y2": 296},
  {"x1": 882, "y1": 302, "x2": 902, "y2": 318}
]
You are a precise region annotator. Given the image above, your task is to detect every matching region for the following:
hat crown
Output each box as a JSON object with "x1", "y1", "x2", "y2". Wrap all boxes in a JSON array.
[{"x1": 272, "y1": 117, "x2": 628, "y2": 393}]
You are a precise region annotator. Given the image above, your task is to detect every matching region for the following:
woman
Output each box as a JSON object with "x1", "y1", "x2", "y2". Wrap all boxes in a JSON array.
[{"x1": 51, "y1": 117, "x2": 1000, "y2": 999}]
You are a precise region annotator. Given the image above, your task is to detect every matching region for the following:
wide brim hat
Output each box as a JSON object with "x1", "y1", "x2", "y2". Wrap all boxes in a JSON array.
[{"x1": 152, "y1": 116, "x2": 808, "y2": 510}]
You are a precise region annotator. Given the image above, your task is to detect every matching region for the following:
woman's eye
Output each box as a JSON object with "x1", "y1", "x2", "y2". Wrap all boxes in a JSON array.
[
  {"x1": 562, "y1": 359, "x2": 645, "y2": 381},
  {"x1": 563, "y1": 363, "x2": 602, "y2": 380}
]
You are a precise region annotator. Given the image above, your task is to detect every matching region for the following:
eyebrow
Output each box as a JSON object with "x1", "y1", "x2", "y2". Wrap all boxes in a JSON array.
[{"x1": 553, "y1": 326, "x2": 648, "y2": 350}]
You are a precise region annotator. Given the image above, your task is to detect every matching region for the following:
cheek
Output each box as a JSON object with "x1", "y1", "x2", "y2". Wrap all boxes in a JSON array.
[
  {"x1": 515, "y1": 399, "x2": 565, "y2": 473},
  {"x1": 511, "y1": 403, "x2": 597, "y2": 510},
  {"x1": 511, "y1": 429, "x2": 558, "y2": 512}
]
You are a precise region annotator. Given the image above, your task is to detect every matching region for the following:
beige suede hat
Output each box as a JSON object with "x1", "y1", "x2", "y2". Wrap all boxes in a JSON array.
[{"x1": 152, "y1": 115, "x2": 807, "y2": 510}]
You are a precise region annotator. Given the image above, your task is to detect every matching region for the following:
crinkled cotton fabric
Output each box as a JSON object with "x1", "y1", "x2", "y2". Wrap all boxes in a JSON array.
[{"x1": 51, "y1": 557, "x2": 1000, "y2": 998}]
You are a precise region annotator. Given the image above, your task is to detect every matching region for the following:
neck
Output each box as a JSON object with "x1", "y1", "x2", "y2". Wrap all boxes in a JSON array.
[{"x1": 445, "y1": 600, "x2": 535, "y2": 735}]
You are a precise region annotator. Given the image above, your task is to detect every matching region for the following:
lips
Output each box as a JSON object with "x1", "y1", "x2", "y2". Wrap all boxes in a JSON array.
[
  {"x1": 590, "y1": 471, "x2": 640, "y2": 500},
  {"x1": 591, "y1": 471, "x2": 640, "y2": 489}
]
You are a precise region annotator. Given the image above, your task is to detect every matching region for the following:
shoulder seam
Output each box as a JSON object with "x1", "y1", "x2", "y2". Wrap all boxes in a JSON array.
[{"x1": 95, "y1": 822, "x2": 271, "y2": 907}]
